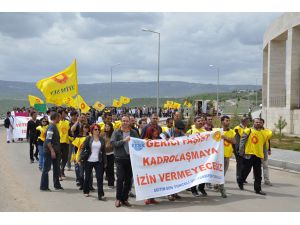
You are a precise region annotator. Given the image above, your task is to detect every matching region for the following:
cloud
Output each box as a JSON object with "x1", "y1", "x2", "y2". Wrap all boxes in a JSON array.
[{"x1": 0, "y1": 12, "x2": 281, "y2": 85}]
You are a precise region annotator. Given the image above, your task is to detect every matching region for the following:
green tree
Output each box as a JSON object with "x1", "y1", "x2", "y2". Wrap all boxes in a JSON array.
[{"x1": 274, "y1": 116, "x2": 287, "y2": 142}]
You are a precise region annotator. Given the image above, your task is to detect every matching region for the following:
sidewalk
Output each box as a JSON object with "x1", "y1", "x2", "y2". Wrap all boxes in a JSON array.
[{"x1": 269, "y1": 148, "x2": 300, "y2": 172}]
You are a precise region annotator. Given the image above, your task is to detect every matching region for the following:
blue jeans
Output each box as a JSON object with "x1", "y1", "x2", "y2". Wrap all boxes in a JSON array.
[
  {"x1": 40, "y1": 151, "x2": 62, "y2": 190},
  {"x1": 38, "y1": 145, "x2": 45, "y2": 170}
]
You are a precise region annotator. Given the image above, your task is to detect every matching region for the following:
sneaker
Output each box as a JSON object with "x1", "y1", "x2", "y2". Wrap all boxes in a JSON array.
[
  {"x1": 192, "y1": 191, "x2": 200, "y2": 197},
  {"x1": 128, "y1": 191, "x2": 136, "y2": 198},
  {"x1": 108, "y1": 185, "x2": 115, "y2": 189},
  {"x1": 122, "y1": 200, "x2": 132, "y2": 207},
  {"x1": 30, "y1": 159, "x2": 34, "y2": 163},
  {"x1": 256, "y1": 191, "x2": 267, "y2": 195},
  {"x1": 12, "y1": 140, "x2": 15, "y2": 143},
  {"x1": 168, "y1": 195, "x2": 175, "y2": 201},
  {"x1": 199, "y1": 189, "x2": 208, "y2": 197},
  {"x1": 264, "y1": 181, "x2": 273, "y2": 186},
  {"x1": 40, "y1": 188, "x2": 51, "y2": 192},
  {"x1": 174, "y1": 194, "x2": 181, "y2": 199},
  {"x1": 98, "y1": 196, "x2": 107, "y2": 201},
  {"x1": 238, "y1": 183, "x2": 244, "y2": 190},
  {"x1": 55, "y1": 186, "x2": 64, "y2": 190},
  {"x1": 34, "y1": 156, "x2": 39, "y2": 161}
]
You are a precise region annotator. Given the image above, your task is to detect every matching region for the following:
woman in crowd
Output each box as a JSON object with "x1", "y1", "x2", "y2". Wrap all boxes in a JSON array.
[
  {"x1": 80, "y1": 124, "x2": 107, "y2": 200},
  {"x1": 72, "y1": 123, "x2": 93, "y2": 190},
  {"x1": 101, "y1": 122, "x2": 115, "y2": 188},
  {"x1": 36, "y1": 116, "x2": 49, "y2": 171}
]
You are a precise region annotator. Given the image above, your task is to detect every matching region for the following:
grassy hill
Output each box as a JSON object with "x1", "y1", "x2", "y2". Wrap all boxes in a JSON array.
[{"x1": 0, "y1": 90, "x2": 262, "y2": 118}]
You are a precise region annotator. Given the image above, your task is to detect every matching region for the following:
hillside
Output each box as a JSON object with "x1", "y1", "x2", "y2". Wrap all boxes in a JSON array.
[{"x1": 0, "y1": 80, "x2": 260, "y2": 105}]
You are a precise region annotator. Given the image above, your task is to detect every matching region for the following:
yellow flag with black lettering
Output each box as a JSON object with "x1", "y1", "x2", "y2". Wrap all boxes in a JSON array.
[
  {"x1": 46, "y1": 97, "x2": 63, "y2": 106},
  {"x1": 93, "y1": 101, "x2": 106, "y2": 111},
  {"x1": 112, "y1": 99, "x2": 122, "y2": 108},
  {"x1": 74, "y1": 95, "x2": 90, "y2": 113},
  {"x1": 120, "y1": 96, "x2": 131, "y2": 104},
  {"x1": 28, "y1": 95, "x2": 44, "y2": 107},
  {"x1": 36, "y1": 60, "x2": 78, "y2": 102}
]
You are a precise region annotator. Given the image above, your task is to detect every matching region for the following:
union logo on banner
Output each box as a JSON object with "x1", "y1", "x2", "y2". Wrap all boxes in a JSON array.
[
  {"x1": 80, "y1": 103, "x2": 85, "y2": 109},
  {"x1": 213, "y1": 131, "x2": 222, "y2": 142},
  {"x1": 51, "y1": 73, "x2": 68, "y2": 84},
  {"x1": 131, "y1": 139, "x2": 145, "y2": 151},
  {"x1": 36, "y1": 98, "x2": 41, "y2": 103}
]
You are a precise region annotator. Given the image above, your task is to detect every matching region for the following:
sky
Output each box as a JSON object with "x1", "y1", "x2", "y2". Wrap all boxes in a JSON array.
[{"x1": 0, "y1": 12, "x2": 282, "y2": 85}]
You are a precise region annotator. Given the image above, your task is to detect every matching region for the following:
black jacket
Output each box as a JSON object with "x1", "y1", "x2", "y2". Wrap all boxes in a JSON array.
[
  {"x1": 26, "y1": 120, "x2": 41, "y2": 140},
  {"x1": 111, "y1": 129, "x2": 139, "y2": 160},
  {"x1": 80, "y1": 136, "x2": 107, "y2": 166}
]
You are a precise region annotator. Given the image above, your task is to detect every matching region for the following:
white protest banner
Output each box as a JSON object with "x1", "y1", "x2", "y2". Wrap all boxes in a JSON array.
[
  {"x1": 13, "y1": 116, "x2": 31, "y2": 139},
  {"x1": 129, "y1": 130, "x2": 224, "y2": 201}
]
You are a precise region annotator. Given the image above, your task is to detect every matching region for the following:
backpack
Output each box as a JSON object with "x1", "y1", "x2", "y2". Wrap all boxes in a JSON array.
[{"x1": 4, "y1": 118, "x2": 10, "y2": 128}]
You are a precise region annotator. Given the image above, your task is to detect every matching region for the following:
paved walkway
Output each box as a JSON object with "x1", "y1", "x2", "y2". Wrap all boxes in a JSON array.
[{"x1": 269, "y1": 148, "x2": 300, "y2": 172}]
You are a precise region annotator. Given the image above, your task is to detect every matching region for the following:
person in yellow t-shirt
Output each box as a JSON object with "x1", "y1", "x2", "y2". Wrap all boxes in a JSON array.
[
  {"x1": 161, "y1": 118, "x2": 174, "y2": 133},
  {"x1": 72, "y1": 123, "x2": 91, "y2": 190},
  {"x1": 186, "y1": 116, "x2": 207, "y2": 197},
  {"x1": 238, "y1": 118, "x2": 267, "y2": 195},
  {"x1": 233, "y1": 115, "x2": 250, "y2": 183},
  {"x1": 214, "y1": 115, "x2": 236, "y2": 198},
  {"x1": 57, "y1": 109, "x2": 70, "y2": 179},
  {"x1": 260, "y1": 118, "x2": 273, "y2": 186},
  {"x1": 36, "y1": 117, "x2": 49, "y2": 171},
  {"x1": 98, "y1": 112, "x2": 113, "y2": 131}
]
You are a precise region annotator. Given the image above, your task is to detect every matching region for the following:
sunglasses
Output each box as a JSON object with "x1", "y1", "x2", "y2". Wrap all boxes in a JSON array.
[
  {"x1": 42, "y1": 121, "x2": 47, "y2": 123},
  {"x1": 93, "y1": 129, "x2": 100, "y2": 131}
]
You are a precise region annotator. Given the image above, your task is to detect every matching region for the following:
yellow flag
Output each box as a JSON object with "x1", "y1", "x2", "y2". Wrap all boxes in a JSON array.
[
  {"x1": 93, "y1": 101, "x2": 106, "y2": 111},
  {"x1": 74, "y1": 95, "x2": 90, "y2": 113},
  {"x1": 62, "y1": 96, "x2": 76, "y2": 107},
  {"x1": 28, "y1": 95, "x2": 44, "y2": 107},
  {"x1": 112, "y1": 99, "x2": 122, "y2": 108},
  {"x1": 187, "y1": 102, "x2": 193, "y2": 108},
  {"x1": 36, "y1": 60, "x2": 78, "y2": 102},
  {"x1": 163, "y1": 103, "x2": 169, "y2": 109},
  {"x1": 46, "y1": 97, "x2": 63, "y2": 106},
  {"x1": 120, "y1": 96, "x2": 131, "y2": 104}
]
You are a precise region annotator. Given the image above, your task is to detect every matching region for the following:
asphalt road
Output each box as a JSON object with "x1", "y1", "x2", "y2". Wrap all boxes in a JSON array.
[{"x1": 1, "y1": 129, "x2": 300, "y2": 212}]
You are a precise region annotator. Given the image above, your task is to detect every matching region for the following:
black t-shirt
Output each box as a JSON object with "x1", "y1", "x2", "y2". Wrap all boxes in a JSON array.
[{"x1": 44, "y1": 124, "x2": 60, "y2": 153}]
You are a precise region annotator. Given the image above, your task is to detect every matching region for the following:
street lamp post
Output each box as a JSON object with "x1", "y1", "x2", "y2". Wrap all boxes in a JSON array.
[
  {"x1": 110, "y1": 63, "x2": 121, "y2": 106},
  {"x1": 142, "y1": 28, "x2": 160, "y2": 114},
  {"x1": 209, "y1": 65, "x2": 220, "y2": 116},
  {"x1": 255, "y1": 78, "x2": 258, "y2": 108}
]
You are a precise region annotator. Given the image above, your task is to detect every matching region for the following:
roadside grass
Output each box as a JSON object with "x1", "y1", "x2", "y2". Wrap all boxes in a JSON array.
[{"x1": 271, "y1": 133, "x2": 300, "y2": 151}]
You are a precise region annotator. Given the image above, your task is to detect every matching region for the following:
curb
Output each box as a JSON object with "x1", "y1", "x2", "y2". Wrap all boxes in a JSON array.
[
  {"x1": 230, "y1": 158, "x2": 300, "y2": 173},
  {"x1": 268, "y1": 159, "x2": 300, "y2": 173}
]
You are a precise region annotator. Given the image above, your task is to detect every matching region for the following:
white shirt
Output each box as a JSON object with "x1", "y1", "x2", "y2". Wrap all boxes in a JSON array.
[{"x1": 88, "y1": 140, "x2": 101, "y2": 162}]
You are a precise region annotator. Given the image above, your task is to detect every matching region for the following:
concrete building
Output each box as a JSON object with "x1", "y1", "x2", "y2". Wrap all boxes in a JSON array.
[{"x1": 262, "y1": 13, "x2": 300, "y2": 135}]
